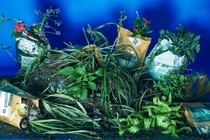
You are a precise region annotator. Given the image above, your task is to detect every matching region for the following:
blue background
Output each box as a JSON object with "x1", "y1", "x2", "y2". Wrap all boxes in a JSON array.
[{"x1": 0, "y1": 0, "x2": 210, "y2": 76}]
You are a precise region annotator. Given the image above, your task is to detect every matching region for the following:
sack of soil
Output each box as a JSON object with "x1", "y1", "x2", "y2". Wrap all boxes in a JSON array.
[
  {"x1": 183, "y1": 103, "x2": 210, "y2": 135},
  {"x1": 185, "y1": 73, "x2": 210, "y2": 100},
  {"x1": 144, "y1": 39, "x2": 186, "y2": 81},
  {"x1": 0, "y1": 80, "x2": 39, "y2": 130},
  {"x1": 116, "y1": 27, "x2": 151, "y2": 69}
]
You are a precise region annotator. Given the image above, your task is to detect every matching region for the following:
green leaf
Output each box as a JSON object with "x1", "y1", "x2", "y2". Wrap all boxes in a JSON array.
[
  {"x1": 88, "y1": 76, "x2": 96, "y2": 81},
  {"x1": 134, "y1": 17, "x2": 141, "y2": 26},
  {"x1": 33, "y1": 28, "x2": 40, "y2": 33},
  {"x1": 80, "y1": 88, "x2": 88, "y2": 100},
  {"x1": 194, "y1": 35, "x2": 200, "y2": 41},
  {"x1": 11, "y1": 31, "x2": 21, "y2": 38},
  {"x1": 119, "y1": 129, "x2": 126, "y2": 136},
  {"x1": 75, "y1": 67, "x2": 86, "y2": 75},
  {"x1": 195, "y1": 44, "x2": 200, "y2": 53},
  {"x1": 176, "y1": 126, "x2": 192, "y2": 134},
  {"x1": 69, "y1": 85, "x2": 80, "y2": 92},
  {"x1": 76, "y1": 76, "x2": 83, "y2": 82},
  {"x1": 95, "y1": 67, "x2": 103, "y2": 76},
  {"x1": 128, "y1": 125, "x2": 140, "y2": 134},
  {"x1": 57, "y1": 66, "x2": 75, "y2": 76},
  {"x1": 82, "y1": 77, "x2": 89, "y2": 82},
  {"x1": 88, "y1": 81, "x2": 97, "y2": 90},
  {"x1": 156, "y1": 115, "x2": 169, "y2": 128},
  {"x1": 6, "y1": 18, "x2": 12, "y2": 21},
  {"x1": 144, "y1": 118, "x2": 152, "y2": 130},
  {"x1": 1, "y1": 14, "x2": 4, "y2": 22},
  {"x1": 123, "y1": 16, "x2": 127, "y2": 21},
  {"x1": 159, "y1": 30, "x2": 165, "y2": 35}
]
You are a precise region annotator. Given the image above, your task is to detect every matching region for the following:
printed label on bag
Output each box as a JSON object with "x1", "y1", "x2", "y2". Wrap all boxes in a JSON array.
[
  {"x1": 20, "y1": 55, "x2": 36, "y2": 69},
  {"x1": 128, "y1": 37, "x2": 141, "y2": 47},
  {"x1": 0, "y1": 91, "x2": 13, "y2": 117},
  {"x1": 18, "y1": 37, "x2": 39, "y2": 55}
]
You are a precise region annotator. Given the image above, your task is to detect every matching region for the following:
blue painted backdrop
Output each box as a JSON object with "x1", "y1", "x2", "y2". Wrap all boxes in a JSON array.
[{"x1": 0, "y1": 0, "x2": 210, "y2": 76}]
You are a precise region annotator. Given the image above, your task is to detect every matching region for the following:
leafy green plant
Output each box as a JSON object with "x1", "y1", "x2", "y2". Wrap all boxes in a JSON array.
[
  {"x1": 118, "y1": 10, "x2": 127, "y2": 27},
  {"x1": 114, "y1": 93, "x2": 192, "y2": 137},
  {"x1": 152, "y1": 72, "x2": 186, "y2": 99},
  {"x1": 158, "y1": 24, "x2": 201, "y2": 64},
  {"x1": 57, "y1": 66, "x2": 103, "y2": 100},
  {"x1": 30, "y1": 94, "x2": 100, "y2": 139},
  {"x1": 132, "y1": 11, "x2": 152, "y2": 37}
]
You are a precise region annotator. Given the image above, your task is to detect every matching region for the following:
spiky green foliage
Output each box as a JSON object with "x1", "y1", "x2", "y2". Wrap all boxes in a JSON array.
[{"x1": 30, "y1": 94, "x2": 101, "y2": 139}]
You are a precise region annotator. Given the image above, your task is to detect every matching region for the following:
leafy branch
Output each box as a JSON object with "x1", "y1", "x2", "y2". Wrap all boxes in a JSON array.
[{"x1": 158, "y1": 24, "x2": 201, "y2": 64}]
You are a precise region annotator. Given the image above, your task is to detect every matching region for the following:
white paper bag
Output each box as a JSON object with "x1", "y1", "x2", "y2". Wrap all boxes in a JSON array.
[{"x1": 145, "y1": 39, "x2": 185, "y2": 81}]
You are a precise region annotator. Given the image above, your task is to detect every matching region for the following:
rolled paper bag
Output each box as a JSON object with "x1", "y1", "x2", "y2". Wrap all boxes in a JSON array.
[{"x1": 116, "y1": 27, "x2": 151, "y2": 69}]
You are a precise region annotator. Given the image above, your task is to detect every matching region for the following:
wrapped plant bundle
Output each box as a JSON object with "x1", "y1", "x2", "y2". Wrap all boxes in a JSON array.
[
  {"x1": 117, "y1": 27, "x2": 151, "y2": 69},
  {"x1": 116, "y1": 12, "x2": 152, "y2": 69},
  {"x1": 145, "y1": 25, "x2": 200, "y2": 81},
  {"x1": 15, "y1": 22, "x2": 49, "y2": 71},
  {"x1": 145, "y1": 39, "x2": 186, "y2": 81}
]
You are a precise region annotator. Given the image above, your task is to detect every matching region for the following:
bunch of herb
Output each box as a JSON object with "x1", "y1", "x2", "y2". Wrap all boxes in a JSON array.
[
  {"x1": 158, "y1": 24, "x2": 201, "y2": 64},
  {"x1": 56, "y1": 66, "x2": 103, "y2": 100},
  {"x1": 152, "y1": 72, "x2": 186, "y2": 100}
]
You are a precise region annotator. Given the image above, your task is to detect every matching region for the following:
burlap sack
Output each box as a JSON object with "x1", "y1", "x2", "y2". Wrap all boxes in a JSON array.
[
  {"x1": 185, "y1": 73, "x2": 210, "y2": 100},
  {"x1": 116, "y1": 27, "x2": 151, "y2": 68}
]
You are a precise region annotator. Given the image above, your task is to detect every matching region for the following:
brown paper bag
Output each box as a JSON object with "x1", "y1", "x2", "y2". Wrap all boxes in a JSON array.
[
  {"x1": 116, "y1": 27, "x2": 151, "y2": 68},
  {"x1": 185, "y1": 73, "x2": 210, "y2": 100},
  {"x1": 0, "y1": 80, "x2": 39, "y2": 129}
]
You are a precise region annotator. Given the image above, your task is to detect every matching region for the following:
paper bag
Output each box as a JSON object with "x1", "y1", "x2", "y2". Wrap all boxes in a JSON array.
[
  {"x1": 185, "y1": 73, "x2": 210, "y2": 100},
  {"x1": 183, "y1": 103, "x2": 210, "y2": 135},
  {"x1": 0, "y1": 80, "x2": 39, "y2": 129},
  {"x1": 116, "y1": 27, "x2": 151, "y2": 68}
]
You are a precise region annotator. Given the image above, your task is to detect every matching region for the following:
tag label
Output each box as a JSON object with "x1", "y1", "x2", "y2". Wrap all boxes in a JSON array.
[
  {"x1": 0, "y1": 91, "x2": 13, "y2": 117},
  {"x1": 128, "y1": 37, "x2": 141, "y2": 47}
]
